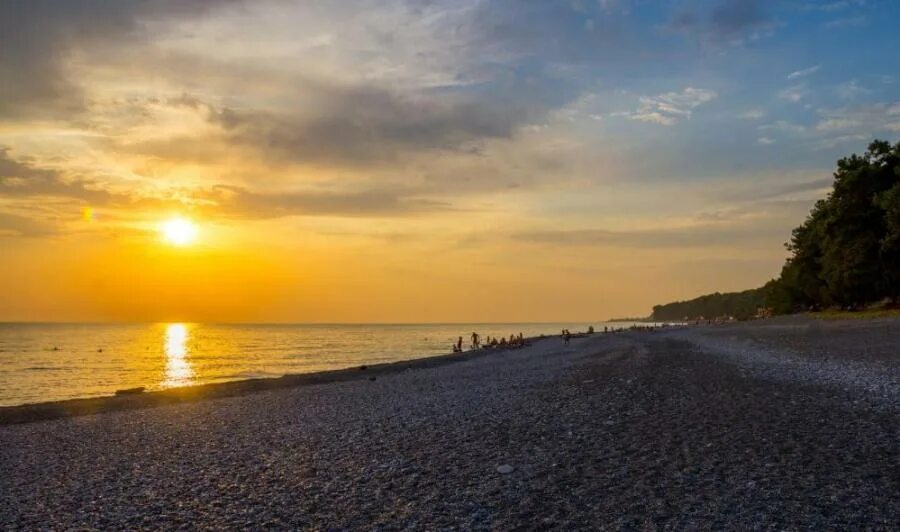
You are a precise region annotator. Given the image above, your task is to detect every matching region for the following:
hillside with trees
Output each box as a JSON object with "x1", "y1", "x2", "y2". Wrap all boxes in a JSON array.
[
  {"x1": 651, "y1": 288, "x2": 767, "y2": 321},
  {"x1": 651, "y1": 140, "x2": 900, "y2": 320}
]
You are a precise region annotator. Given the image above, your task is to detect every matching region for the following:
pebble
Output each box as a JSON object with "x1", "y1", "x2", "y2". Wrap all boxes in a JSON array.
[{"x1": 1, "y1": 318, "x2": 897, "y2": 529}]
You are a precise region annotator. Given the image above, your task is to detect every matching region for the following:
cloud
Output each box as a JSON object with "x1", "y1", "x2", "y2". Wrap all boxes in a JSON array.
[
  {"x1": 0, "y1": 212, "x2": 59, "y2": 238},
  {"x1": 463, "y1": 0, "x2": 637, "y2": 67},
  {"x1": 757, "y1": 137, "x2": 775, "y2": 145},
  {"x1": 514, "y1": 222, "x2": 782, "y2": 249},
  {"x1": 835, "y1": 79, "x2": 870, "y2": 100},
  {"x1": 802, "y1": 103, "x2": 900, "y2": 149},
  {"x1": 715, "y1": 177, "x2": 833, "y2": 203},
  {"x1": 778, "y1": 84, "x2": 809, "y2": 102},
  {"x1": 515, "y1": 178, "x2": 829, "y2": 250},
  {"x1": 813, "y1": 134, "x2": 869, "y2": 150},
  {"x1": 0, "y1": 0, "x2": 241, "y2": 118},
  {"x1": 628, "y1": 88, "x2": 718, "y2": 126},
  {"x1": 0, "y1": 148, "x2": 120, "y2": 205},
  {"x1": 666, "y1": 0, "x2": 775, "y2": 45},
  {"x1": 765, "y1": 178, "x2": 833, "y2": 200},
  {"x1": 799, "y1": 1, "x2": 866, "y2": 12},
  {"x1": 0, "y1": 146, "x2": 454, "y2": 233},
  {"x1": 787, "y1": 65, "x2": 820, "y2": 79},
  {"x1": 815, "y1": 103, "x2": 900, "y2": 133},
  {"x1": 208, "y1": 84, "x2": 533, "y2": 165},
  {"x1": 198, "y1": 185, "x2": 453, "y2": 219},
  {"x1": 739, "y1": 109, "x2": 765, "y2": 119},
  {"x1": 759, "y1": 120, "x2": 806, "y2": 134},
  {"x1": 0, "y1": 149, "x2": 103, "y2": 237},
  {"x1": 823, "y1": 15, "x2": 866, "y2": 28}
]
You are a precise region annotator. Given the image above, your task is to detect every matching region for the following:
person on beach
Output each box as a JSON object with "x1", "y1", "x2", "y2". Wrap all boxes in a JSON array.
[
  {"x1": 471, "y1": 332, "x2": 480, "y2": 349},
  {"x1": 456, "y1": 336, "x2": 463, "y2": 352}
]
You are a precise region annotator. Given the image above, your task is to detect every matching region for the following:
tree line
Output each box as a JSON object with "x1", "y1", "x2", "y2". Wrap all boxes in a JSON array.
[
  {"x1": 651, "y1": 140, "x2": 900, "y2": 321},
  {"x1": 651, "y1": 288, "x2": 767, "y2": 321}
]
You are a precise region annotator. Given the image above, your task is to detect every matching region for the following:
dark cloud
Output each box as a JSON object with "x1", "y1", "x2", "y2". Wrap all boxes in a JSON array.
[
  {"x1": 0, "y1": 0, "x2": 239, "y2": 118},
  {"x1": 1, "y1": 0, "x2": 626, "y2": 169},
  {"x1": 207, "y1": 84, "x2": 532, "y2": 164},
  {"x1": 465, "y1": 0, "x2": 634, "y2": 65},
  {"x1": 711, "y1": 0, "x2": 767, "y2": 35},
  {"x1": 0, "y1": 148, "x2": 116, "y2": 204},
  {"x1": 666, "y1": 0, "x2": 774, "y2": 45}
]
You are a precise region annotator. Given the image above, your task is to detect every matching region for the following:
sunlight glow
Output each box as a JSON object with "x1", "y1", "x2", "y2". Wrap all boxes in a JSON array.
[
  {"x1": 163, "y1": 323, "x2": 194, "y2": 387},
  {"x1": 161, "y1": 217, "x2": 198, "y2": 246}
]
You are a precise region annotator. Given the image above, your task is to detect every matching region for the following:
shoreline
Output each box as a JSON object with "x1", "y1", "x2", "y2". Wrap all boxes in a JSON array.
[
  {"x1": 4, "y1": 315, "x2": 890, "y2": 426},
  {"x1": 0, "y1": 337, "x2": 555, "y2": 426}
]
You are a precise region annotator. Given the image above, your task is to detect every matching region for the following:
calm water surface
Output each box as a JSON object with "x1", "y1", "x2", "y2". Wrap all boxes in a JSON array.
[{"x1": 0, "y1": 322, "x2": 631, "y2": 406}]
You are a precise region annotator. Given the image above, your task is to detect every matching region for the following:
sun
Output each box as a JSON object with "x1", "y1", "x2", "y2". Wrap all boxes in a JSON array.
[{"x1": 161, "y1": 217, "x2": 198, "y2": 246}]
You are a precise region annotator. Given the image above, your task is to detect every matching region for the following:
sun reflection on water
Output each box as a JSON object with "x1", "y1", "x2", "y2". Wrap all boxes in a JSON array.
[{"x1": 163, "y1": 323, "x2": 194, "y2": 388}]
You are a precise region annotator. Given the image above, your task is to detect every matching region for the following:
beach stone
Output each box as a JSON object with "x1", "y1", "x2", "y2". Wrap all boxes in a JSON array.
[
  {"x1": 2, "y1": 316, "x2": 898, "y2": 529},
  {"x1": 496, "y1": 464, "x2": 515, "y2": 475}
]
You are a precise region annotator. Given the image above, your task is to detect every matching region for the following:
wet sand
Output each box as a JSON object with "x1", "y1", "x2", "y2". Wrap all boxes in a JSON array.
[{"x1": 1, "y1": 316, "x2": 898, "y2": 529}]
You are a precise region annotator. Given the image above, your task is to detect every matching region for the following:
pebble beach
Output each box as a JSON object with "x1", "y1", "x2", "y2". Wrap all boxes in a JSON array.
[{"x1": 1, "y1": 316, "x2": 898, "y2": 529}]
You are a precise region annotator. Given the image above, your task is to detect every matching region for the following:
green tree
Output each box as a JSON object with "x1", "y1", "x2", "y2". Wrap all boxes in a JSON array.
[
  {"x1": 653, "y1": 140, "x2": 900, "y2": 318},
  {"x1": 782, "y1": 199, "x2": 830, "y2": 309},
  {"x1": 876, "y1": 181, "x2": 900, "y2": 302},
  {"x1": 778, "y1": 139, "x2": 900, "y2": 310}
]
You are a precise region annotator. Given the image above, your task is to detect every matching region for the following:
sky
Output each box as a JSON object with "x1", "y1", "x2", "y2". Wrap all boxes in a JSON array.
[{"x1": 1, "y1": 0, "x2": 899, "y2": 323}]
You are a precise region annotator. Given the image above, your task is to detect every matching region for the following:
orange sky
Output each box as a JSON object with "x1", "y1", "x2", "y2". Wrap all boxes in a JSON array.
[{"x1": 3, "y1": 0, "x2": 894, "y2": 322}]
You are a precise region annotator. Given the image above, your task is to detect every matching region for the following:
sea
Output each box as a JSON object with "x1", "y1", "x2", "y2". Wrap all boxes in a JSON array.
[{"x1": 0, "y1": 322, "x2": 640, "y2": 407}]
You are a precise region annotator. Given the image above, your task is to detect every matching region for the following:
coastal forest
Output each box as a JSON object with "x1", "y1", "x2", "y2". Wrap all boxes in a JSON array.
[{"x1": 652, "y1": 140, "x2": 900, "y2": 321}]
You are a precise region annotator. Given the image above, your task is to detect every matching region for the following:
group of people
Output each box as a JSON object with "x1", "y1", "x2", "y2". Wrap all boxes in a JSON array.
[
  {"x1": 455, "y1": 324, "x2": 657, "y2": 353},
  {"x1": 452, "y1": 332, "x2": 528, "y2": 352}
]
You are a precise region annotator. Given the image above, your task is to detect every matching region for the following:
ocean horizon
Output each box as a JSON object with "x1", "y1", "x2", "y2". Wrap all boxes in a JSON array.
[{"x1": 0, "y1": 321, "x2": 644, "y2": 407}]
